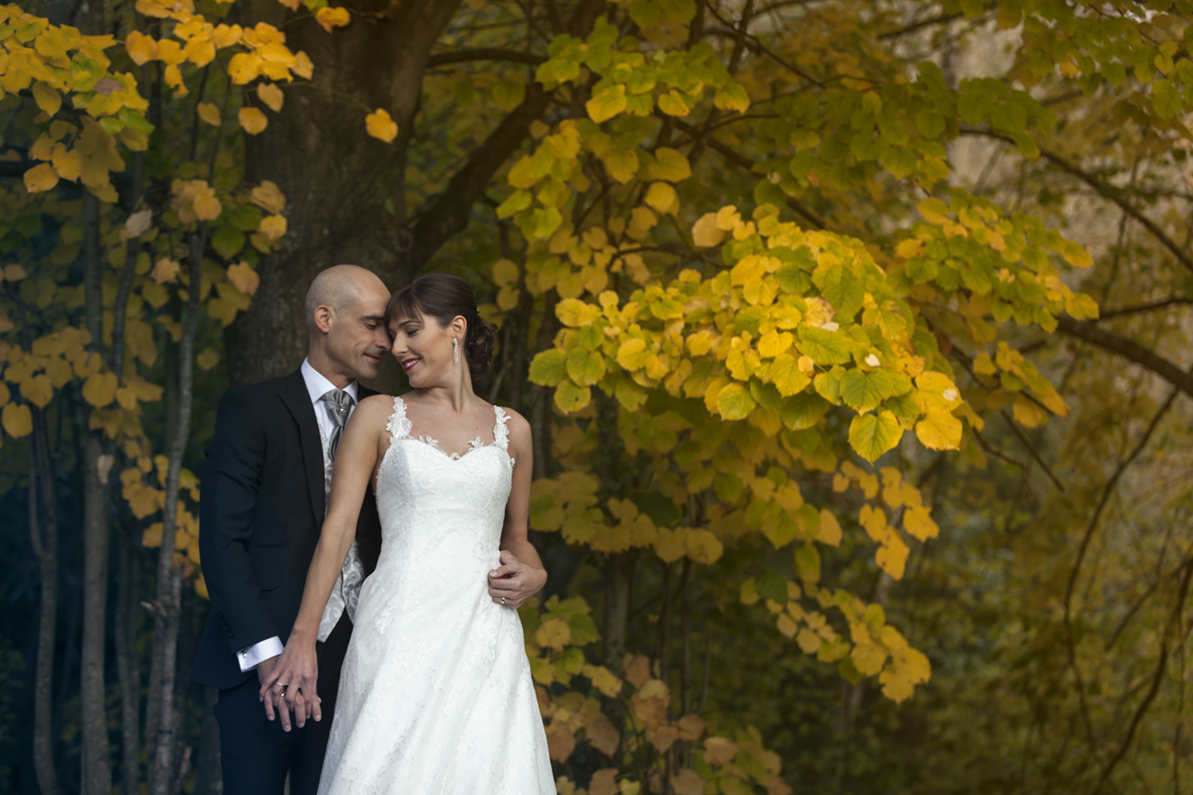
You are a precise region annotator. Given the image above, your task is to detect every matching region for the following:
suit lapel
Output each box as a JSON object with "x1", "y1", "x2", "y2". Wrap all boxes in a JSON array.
[{"x1": 279, "y1": 369, "x2": 326, "y2": 524}]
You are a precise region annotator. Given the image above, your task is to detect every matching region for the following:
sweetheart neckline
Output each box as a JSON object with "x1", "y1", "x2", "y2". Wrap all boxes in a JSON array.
[{"x1": 395, "y1": 435, "x2": 511, "y2": 463}]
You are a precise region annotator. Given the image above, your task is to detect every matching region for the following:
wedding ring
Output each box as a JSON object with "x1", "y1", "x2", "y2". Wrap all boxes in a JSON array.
[
  {"x1": 501, "y1": 597, "x2": 506, "y2": 605},
  {"x1": 274, "y1": 682, "x2": 287, "y2": 689}
]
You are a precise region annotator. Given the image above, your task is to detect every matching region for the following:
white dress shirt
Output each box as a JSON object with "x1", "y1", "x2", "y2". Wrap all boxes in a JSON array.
[{"x1": 236, "y1": 359, "x2": 358, "y2": 672}]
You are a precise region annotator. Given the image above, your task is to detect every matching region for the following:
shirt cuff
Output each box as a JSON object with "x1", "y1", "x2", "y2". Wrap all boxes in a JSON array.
[{"x1": 237, "y1": 636, "x2": 283, "y2": 672}]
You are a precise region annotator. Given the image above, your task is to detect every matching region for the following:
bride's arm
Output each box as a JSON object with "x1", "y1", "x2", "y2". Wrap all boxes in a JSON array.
[
  {"x1": 258, "y1": 395, "x2": 390, "y2": 729},
  {"x1": 489, "y1": 409, "x2": 548, "y2": 608}
]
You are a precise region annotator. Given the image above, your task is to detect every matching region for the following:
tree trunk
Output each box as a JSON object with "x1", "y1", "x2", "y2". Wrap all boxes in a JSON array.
[
  {"x1": 602, "y1": 553, "x2": 633, "y2": 666},
  {"x1": 147, "y1": 232, "x2": 205, "y2": 795},
  {"x1": 30, "y1": 408, "x2": 63, "y2": 795},
  {"x1": 80, "y1": 191, "x2": 112, "y2": 795},
  {"x1": 115, "y1": 527, "x2": 141, "y2": 795},
  {"x1": 226, "y1": 0, "x2": 464, "y2": 385}
]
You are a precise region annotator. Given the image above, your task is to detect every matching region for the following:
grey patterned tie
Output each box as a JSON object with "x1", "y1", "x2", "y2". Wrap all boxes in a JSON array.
[{"x1": 322, "y1": 388, "x2": 353, "y2": 459}]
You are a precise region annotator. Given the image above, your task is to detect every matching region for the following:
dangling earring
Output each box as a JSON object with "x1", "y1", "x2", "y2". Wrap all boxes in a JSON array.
[{"x1": 453, "y1": 337, "x2": 459, "y2": 365}]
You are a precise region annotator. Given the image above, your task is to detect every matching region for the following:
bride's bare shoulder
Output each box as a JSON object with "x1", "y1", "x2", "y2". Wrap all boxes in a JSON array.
[
  {"x1": 353, "y1": 393, "x2": 401, "y2": 426},
  {"x1": 499, "y1": 406, "x2": 531, "y2": 442}
]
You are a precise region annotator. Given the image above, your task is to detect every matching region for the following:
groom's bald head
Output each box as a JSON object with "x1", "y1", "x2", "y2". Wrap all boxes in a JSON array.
[
  {"x1": 305, "y1": 265, "x2": 391, "y2": 386},
  {"x1": 305, "y1": 264, "x2": 386, "y2": 335}
]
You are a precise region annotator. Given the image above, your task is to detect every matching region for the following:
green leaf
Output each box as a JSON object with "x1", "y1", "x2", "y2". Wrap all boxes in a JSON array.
[
  {"x1": 716, "y1": 382, "x2": 756, "y2": 420},
  {"x1": 839, "y1": 369, "x2": 912, "y2": 412},
  {"x1": 586, "y1": 84, "x2": 627, "y2": 123},
  {"x1": 554, "y1": 379, "x2": 592, "y2": 413},
  {"x1": 881, "y1": 147, "x2": 916, "y2": 179},
  {"x1": 648, "y1": 147, "x2": 692, "y2": 182},
  {"x1": 782, "y1": 392, "x2": 831, "y2": 431},
  {"x1": 848, "y1": 411, "x2": 903, "y2": 462},
  {"x1": 798, "y1": 326, "x2": 852, "y2": 365},
  {"x1": 820, "y1": 267, "x2": 865, "y2": 321},
  {"x1": 794, "y1": 543, "x2": 821, "y2": 584},
  {"x1": 767, "y1": 354, "x2": 811, "y2": 397},
  {"x1": 529, "y1": 349, "x2": 569, "y2": 386},
  {"x1": 755, "y1": 569, "x2": 788, "y2": 602},
  {"x1": 601, "y1": 148, "x2": 639, "y2": 184},
  {"x1": 496, "y1": 189, "x2": 533, "y2": 219},
  {"x1": 566, "y1": 347, "x2": 606, "y2": 387}
]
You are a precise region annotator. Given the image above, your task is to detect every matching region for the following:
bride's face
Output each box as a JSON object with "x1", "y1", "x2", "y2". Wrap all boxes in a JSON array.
[{"x1": 388, "y1": 312, "x2": 462, "y2": 387}]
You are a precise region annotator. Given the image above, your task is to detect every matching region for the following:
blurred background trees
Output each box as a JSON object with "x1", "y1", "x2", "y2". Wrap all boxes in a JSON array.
[{"x1": 1, "y1": 0, "x2": 1191, "y2": 792}]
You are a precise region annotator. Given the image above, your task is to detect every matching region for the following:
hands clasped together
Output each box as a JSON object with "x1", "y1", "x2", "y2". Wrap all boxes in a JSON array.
[{"x1": 258, "y1": 549, "x2": 546, "y2": 729}]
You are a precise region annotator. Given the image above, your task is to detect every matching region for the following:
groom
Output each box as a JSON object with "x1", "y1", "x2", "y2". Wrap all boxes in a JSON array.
[{"x1": 192, "y1": 265, "x2": 392, "y2": 795}]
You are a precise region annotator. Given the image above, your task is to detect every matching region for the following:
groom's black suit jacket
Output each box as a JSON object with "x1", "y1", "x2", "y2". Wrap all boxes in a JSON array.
[{"x1": 191, "y1": 368, "x2": 382, "y2": 692}]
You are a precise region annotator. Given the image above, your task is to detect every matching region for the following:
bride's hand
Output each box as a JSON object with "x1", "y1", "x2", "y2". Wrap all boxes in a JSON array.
[
  {"x1": 488, "y1": 550, "x2": 547, "y2": 609},
  {"x1": 258, "y1": 636, "x2": 321, "y2": 730}
]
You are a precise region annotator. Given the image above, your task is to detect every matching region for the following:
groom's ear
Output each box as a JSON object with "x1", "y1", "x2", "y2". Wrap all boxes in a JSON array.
[{"x1": 313, "y1": 304, "x2": 334, "y2": 334}]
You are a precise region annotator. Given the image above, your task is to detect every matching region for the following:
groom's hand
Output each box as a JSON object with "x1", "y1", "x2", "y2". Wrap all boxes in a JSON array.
[
  {"x1": 259, "y1": 637, "x2": 321, "y2": 731},
  {"x1": 256, "y1": 655, "x2": 291, "y2": 729},
  {"x1": 488, "y1": 550, "x2": 547, "y2": 609}
]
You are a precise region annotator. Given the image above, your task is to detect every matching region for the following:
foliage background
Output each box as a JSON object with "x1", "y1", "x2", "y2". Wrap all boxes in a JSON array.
[{"x1": 1, "y1": 0, "x2": 1191, "y2": 793}]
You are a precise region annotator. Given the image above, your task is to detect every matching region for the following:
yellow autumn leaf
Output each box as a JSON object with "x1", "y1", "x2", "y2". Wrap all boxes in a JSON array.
[
  {"x1": 125, "y1": 30, "x2": 157, "y2": 65},
  {"x1": 32, "y1": 82, "x2": 62, "y2": 116},
  {"x1": 258, "y1": 215, "x2": 287, "y2": 241},
  {"x1": 365, "y1": 108, "x2": 398, "y2": 143},
  {"x1": 82, "y1": 371, "x2": 118, "y2": 407},
  {"x1": 535, "y1": 616, "x2": 570, "y2": 650},
  {"x1": 2, "y1": 403, "x2": 33, "y2": 438},
  {"x1": 227, "y1": 52, "x2": 261, "y2": 84},
  {"x1": 692, "y1": 212, "x2": 726, "y2": 248},
  {"x1": 644, "y1": 182, "x2": 679, "y2": 214},
  {"x1": 257, "y1": 82, "x2": 284, "y2": 112},
  {"x1": 151, "y1": 258, "x2": 180, "y2": 284},
  {"x1": 196, "y1": 347, "x2": 221, "y2": 371},
  {"x1": 315, "y1": 6, "x2": 350, "y2": 32},
  {"x1": 238, "y1": 107, "x2": 268, "y2": 135},
  {"x1": 685, "y1": 528, "x2": 723, "y2": 564},
  {"x1": 227, "y1": 261, "x2": 261, "y2": 295},
  {"x1": 703, "y1": 736, "x2": 739, "y2": 765},
  {"x1": 915, "y1": 408, "x2": 962, "y2": 450},
  {"x1": 21, "y1": 374, "x2": 54, "y2": 408},
  {"x1": 616, "y1": 338, "x2": 651, "y2": 370},
  {"x1": 197, "y1": 102, "x2": 221, "y2": 126},
  {"x1": 819, "y1": 509, "x2": 842, "y2": 546},
  {"x1": 492, "y1": 258, "x2": 519, "y2": 286},
  {"x1": 251, "y1": 180, "x2": 286, "y2": 214},
  {"x1": 24, "y1": 163, "x2": 60, "y2": 193},
  {"x1": 51, "y1": 146, "x2": 82, "y2": 181},
  {"x1": 1012, "y1": 394, "x2": 1045, "y2": 428}
]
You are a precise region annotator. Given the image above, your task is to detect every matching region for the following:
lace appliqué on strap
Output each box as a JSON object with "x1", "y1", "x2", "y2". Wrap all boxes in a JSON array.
[
  {"x1": 494, "y1": 406, "x2": 514, "y2": 466},
  {"x1": 386, "y1": 395, "x2": 412, "y2": 440}
]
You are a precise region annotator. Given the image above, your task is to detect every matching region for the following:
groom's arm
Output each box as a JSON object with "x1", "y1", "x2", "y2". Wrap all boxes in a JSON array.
[{"x1": 199, "y1": 387, "x2": 280, "y2": 668}]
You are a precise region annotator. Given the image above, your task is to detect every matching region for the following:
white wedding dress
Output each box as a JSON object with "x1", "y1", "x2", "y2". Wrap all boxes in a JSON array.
[{"x1": 317, "y1": 396, "x2": 554, "y2": 794}]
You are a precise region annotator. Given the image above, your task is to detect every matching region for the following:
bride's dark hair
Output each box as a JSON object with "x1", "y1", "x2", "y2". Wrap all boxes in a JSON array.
[{"x1": 385, "y1": 273, "x2": 497, "y2": 381}]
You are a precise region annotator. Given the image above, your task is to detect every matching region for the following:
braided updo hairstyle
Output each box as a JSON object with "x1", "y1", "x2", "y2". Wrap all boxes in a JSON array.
[{"x1": 384, "y1": 273, "x2": 497, "y2": 381}]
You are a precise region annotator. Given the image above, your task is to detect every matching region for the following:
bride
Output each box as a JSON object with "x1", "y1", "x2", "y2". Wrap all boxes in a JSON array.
[{"x1": 261, "y1": 273, "x2": 555, "y2": 793}]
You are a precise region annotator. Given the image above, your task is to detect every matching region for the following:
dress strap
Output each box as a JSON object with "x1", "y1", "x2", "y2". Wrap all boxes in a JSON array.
[
  {"x1": 386, "y1": 396, "x2": 412, "y2": 440},
  {"x1": 493, "y1": 406, "x2": 511, "y2": 451}
]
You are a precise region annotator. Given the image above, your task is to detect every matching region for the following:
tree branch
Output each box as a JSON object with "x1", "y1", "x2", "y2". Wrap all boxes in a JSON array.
[
  {"x1": 1056, "y1": 316, "x2": 1193, "y2": 399},
  {"x1": 960, "y1": 127, "x2": 1193, "y2": 275},
  {"x1": 407, "y1": 0, "x2": 606, "y2": 271},
  {"x1": 427, "y1": 48, "x2": 547, "y2": 67},
  {"x1": 1098, "y1": 297, "x2": 1193, "y2": 319},
  {"x1": 877, "y1": 11, "x2": 964, "y2": 39}
]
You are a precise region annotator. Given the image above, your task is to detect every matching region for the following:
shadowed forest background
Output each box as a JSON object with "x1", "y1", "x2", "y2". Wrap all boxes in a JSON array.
[{"x1": 1, "y1": 0, "x2": 1191, "y2": 793}]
